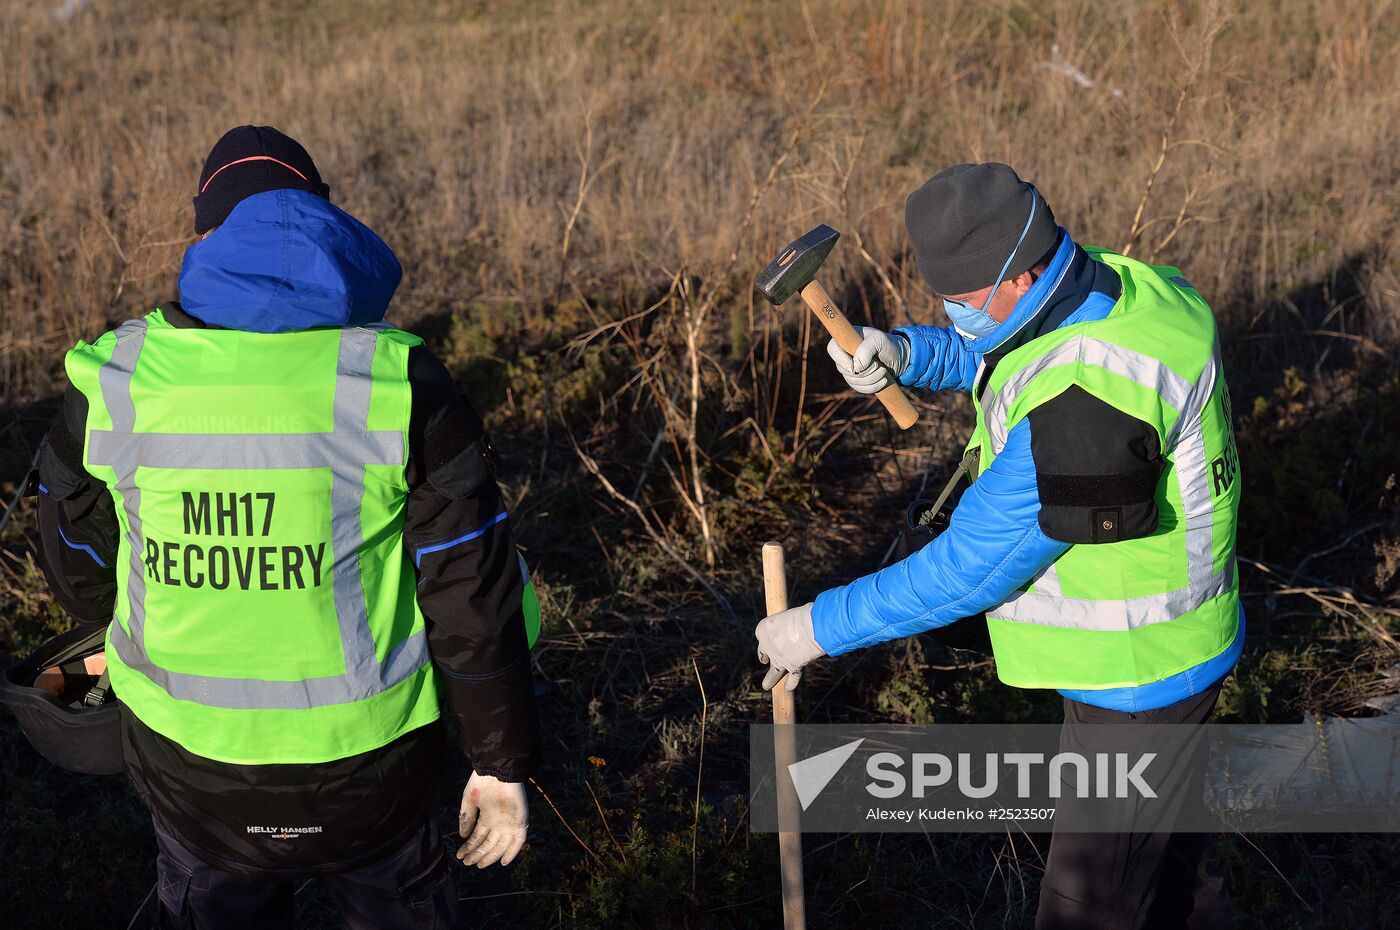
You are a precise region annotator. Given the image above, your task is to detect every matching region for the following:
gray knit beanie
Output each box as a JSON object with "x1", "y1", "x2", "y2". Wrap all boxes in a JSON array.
[{"x1": 904, "y1": 163, "x2": 1058, "y2": 295}]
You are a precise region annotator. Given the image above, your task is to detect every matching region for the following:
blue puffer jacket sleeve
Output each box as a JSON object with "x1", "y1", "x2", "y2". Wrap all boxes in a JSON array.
[
  {"x1": 893, "y1": 325, "x2": 981, "y2": 393},
  {"x1": 811, "y1": 419, "x2": 1068, "y2": 656}
]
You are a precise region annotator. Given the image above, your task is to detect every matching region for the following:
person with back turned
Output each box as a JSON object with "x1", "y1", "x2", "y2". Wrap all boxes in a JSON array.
[
  {"x1": 756, "y1": 162, "x2": 1240, "y2": 929},
  {"x1": 34, "y1": 125, "x2": 542, "y2": 928}
]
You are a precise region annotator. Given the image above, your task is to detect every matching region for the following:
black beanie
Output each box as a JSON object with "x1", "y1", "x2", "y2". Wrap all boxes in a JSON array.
[
  {"x1": 904, "y1": 163, "x2": 1058, "y2": 296},
  {"x1": 193, "y1": 125, "x2": 330, "y2": 234}
]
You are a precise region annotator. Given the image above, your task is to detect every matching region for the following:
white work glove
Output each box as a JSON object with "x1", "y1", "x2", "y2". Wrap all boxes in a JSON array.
[
  {"x1": 457, "y1": 771, "x2": 528, "y2": 868},
  {"x1": 826, "y1": 327, "x2": 910, "y2": 395},
  {"x1": 756, "y1": 602, "x2": 826, "y2": 692}
]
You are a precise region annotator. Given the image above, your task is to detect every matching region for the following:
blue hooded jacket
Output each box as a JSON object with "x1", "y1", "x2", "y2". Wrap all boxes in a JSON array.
[
  {"x1": 178, "y1": 188, "x2": 402, "y2": 332},
  {"x1": 811, "y1": 231, "x2": 1243, "y2": 712}
]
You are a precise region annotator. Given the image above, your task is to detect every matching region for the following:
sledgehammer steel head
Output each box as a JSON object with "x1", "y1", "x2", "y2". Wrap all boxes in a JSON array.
[{"x1": 756, "y1": 224, "x2": 840, "y2": 305}]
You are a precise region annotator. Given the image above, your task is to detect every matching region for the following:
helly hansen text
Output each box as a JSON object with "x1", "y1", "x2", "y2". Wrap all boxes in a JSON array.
[{"x1": 247, "y1": 825, "x2": 324, "y2": 841}]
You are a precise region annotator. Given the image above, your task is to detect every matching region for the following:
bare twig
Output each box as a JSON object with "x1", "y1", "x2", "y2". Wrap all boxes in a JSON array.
[
  {"x1": 0, "y1": 445, "x2": 41, "y2": 537},
  {"x1": 1288, "y1": 519, "x2": 1396, "y2": 583},
  {"x1": 661, "y1": 459, "x2": 708, "y2": 530},
  {"x1": 1240, "y1": 557, "x2": 1400, "y2": 652},
  {"x1": 457, "y1": 890, "x2": 577, "y2": 902},
  {"x1": 124, "y1": 882, "x2": 157, "y2": 930},
  {"x1": 1121, "y1": 8, "x2": 1228, "y2": 257},
  {"x1": 724, "y1": 77, "x2": 830, "y2": 268},
  {"x1": 582, "y1": 777, "x2": 627, "y2": 865},
  {"x1": 631, "y1": 386, "x2": 682, "y2": 500},
  {"x1": 854, "y1": 236, "x2": 906, "y2": 317},
  {"x1": 529, "y1": 777, "x2": 609, "y2": 871},
  {"x1": 680, "y1": 281, "x2": 717, "y2": 567},
  {"x1": 833, "y1": 132, "x2": 907, "y2": 318},
  {"x1": 1229, "y1": 828, "x2": 1315, "y2": 914},
  {"x1": 605, "y1": 81, "x2": 831, "y2": 578},
  {"x1": 569, "y1": 430, "x2": 733, "y2": 616},
  {"x1": 554, "y1": 107, "x2": 618, "y2": 302},
  {"x1": 1122, "y1": 81, "x2": 1192, "y2": 257},
  {"x1": 690, "y1": 656, "x2": 708, "y2": 897}
]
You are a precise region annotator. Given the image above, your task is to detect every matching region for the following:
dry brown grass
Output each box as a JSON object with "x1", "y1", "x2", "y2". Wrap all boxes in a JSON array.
[
  {"x1": 3, "y1": 3, "x2": 1400, "y2": 926},
  {"x1": 3, "y1": 0, "x2": 1399, "y2": 403}
]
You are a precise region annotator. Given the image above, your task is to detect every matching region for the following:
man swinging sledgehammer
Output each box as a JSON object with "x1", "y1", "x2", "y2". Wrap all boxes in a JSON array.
[{"x1": 756, "y1": 163, "x2": 1241, "y2": 929}]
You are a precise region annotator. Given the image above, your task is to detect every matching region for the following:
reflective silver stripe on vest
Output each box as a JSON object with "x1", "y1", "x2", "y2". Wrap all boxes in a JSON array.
[
  {"x1": 88, "y1": 429, "x2": 403, "y2": 470},
  {"x1": 983, "y1": 335, "x2": 1230, "y2": 631},
  {"x1": 983, "y1": 336, "x2": 1194, "y2": 457},
  {"x1": 1170, "y1": 348, "x2": 1222, "y2": 601},
  {"x1": 93, "y1": 323, "x2": 428, "y2": 710},
  {"x1": 101, "y1": 319, "x2": 152, "y2": 650},
  {"x1": 107, "y1": 618, "x2": 430, "y2": 710},
  {"x1": 992, "y1": 555, "x2": 1235, "y2": 631},
  {"x1": 328, "y1": 328, "x2": 386, "y2": 695},
  {"x1": 1029, "y1": 562, "x2": 1062, "y2": 597}
]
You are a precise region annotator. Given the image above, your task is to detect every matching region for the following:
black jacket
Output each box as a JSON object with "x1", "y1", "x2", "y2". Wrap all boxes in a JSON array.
[{"x1": 35, "y1": 302, "x2": 541, "y2": 874}]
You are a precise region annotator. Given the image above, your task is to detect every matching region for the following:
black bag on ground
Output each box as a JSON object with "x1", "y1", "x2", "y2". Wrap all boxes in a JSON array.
[{"x1": 1, "y1": 623, "x2": 124, "y2": 775}]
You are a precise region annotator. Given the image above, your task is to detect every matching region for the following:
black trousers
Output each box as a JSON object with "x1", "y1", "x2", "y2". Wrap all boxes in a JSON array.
[
  {"x1": 1035, "y1": 684, "x2": 1233, "y2": 930},
  {"x1": 154, "y1": 816, "x2": 460, "y2": 930}
]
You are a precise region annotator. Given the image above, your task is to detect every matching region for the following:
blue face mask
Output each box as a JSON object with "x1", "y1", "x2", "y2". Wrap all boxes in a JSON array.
[
  {"x1": 942, "y1": 193, "x2": 1040, "y2": 342},
  {"x1": 942, "y1": 296, "x2": 1001, "y2": 340}
]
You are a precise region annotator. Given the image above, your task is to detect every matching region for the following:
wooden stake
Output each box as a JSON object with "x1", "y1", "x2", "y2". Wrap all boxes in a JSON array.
[{"x1": 762, "y1": 541, "x2": 806, "y2": 930}]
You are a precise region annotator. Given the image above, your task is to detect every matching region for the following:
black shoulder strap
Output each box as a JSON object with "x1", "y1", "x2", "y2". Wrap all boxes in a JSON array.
[
  {"x1": 918, "y1": 448, "x2": 980, "y2": 529},
  {"x1": 84, "y1": 669, "x2": 112, "y2": 707}
]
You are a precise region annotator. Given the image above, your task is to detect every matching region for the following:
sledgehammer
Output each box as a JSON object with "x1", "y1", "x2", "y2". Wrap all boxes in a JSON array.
[{"x1": 757, "y1": 225, "x2": 919, "y2": 430}]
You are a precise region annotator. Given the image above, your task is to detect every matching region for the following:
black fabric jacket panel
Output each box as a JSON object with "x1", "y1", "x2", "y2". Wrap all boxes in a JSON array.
[
  {"x1": 403, "y1": 348, "x2": 541, "y2": 782},
  {"x1": 35, "y1": 400, "x2": 119, "y2": 621},
  {"x1": 33, "y1": 303, "x2": 540, "y2": 871},
  {"x1": 121, "y1": 707, "x2": 444, "y2": 875},
  {"x1": 1028, "y1": 385, "x2": 1163, "y2": 545}
]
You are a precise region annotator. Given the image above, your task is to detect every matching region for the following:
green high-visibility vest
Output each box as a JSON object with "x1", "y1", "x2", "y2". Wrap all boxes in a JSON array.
[
  {"x1": 66, "y1": 310, "x2": 534, "y2": 764},
  {"x1": 965, "y1": 249, "x2": 1241, "y2": 689}
]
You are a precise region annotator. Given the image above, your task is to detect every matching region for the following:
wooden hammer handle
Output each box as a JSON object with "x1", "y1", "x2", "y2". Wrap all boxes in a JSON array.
[
  {"x1": 762, "y1": 542, "x2": 806, "y2": 930},
  {"x1": 799, "y1": 280, "x2": 919, "y2": 430}
]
